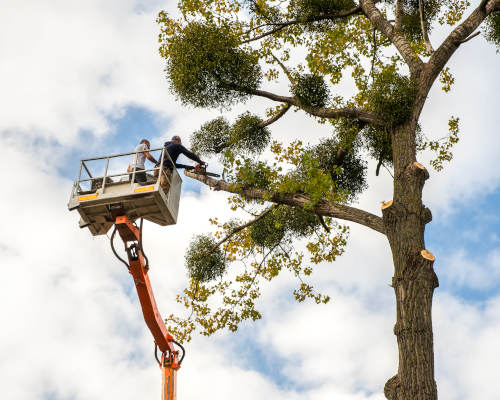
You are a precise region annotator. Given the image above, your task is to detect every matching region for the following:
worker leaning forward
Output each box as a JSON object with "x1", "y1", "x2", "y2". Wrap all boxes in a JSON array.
[
  {"x1": 128, "y1": 139, "x2": 158, "y2": 183},
  {"x1": 154, "y1": 135, "x2": 205, "y2": 190}
]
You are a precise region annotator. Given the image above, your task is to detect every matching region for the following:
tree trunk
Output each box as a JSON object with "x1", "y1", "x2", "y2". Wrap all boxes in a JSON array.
[{"x1": 382, "y1": 123, "x2": 439, "y2": 400}]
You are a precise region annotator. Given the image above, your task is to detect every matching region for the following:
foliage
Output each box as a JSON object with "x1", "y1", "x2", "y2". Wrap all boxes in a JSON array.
[
  {"x1": 230, "y1": 113, "x2": 272, "y2": 153},
  {"x1": 185, "y1": 234, "x2": 226, "y2": 282},
  {"x1": 167, "y1": 207, "x2": 349, "y2": 342},
  {"x1": 310, "y1": 137, "x2": 367, "y2": 200},
  {"x1": 484, "y1": 12, "x2": 500, "y2": 50},
  {"x1": 190, "y1": 113, "x2": 271, "y2": 156},
  {"x1": 419, "y1": 116, "x2": 460, "y2": 171},
  {"x1": 165, "y1": 22, "x2": 262, "y2": 108},
  {"x1": 439, "y1": 67, "x2": 455, "y2": 93},
  {"x1": 438, "y1": 0, "x2": 470, "y2": 26},
  {"x1": 400, "y1": 0, "x2": 441, "y2": 42},
  {"x1": 366, "y1": 66, "x2": 417, "y2": 128},
  {"x1": 291, "y1": 73, "x2": 330, "y2": 107},
  {"x1": 157, "y1": 0, "x2": 496, "y2": 350},
  {"x1": 191, "y1": 117, "x2": 231, "y2": 155},
  {"x1": 294, "y1": 0, "x2": 357, "y2": 20}
]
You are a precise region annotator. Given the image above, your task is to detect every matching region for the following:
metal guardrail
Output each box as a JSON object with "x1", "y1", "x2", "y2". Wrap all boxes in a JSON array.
[{"x1": 72, "y1": 147, "x2": 178, "y2": 197}]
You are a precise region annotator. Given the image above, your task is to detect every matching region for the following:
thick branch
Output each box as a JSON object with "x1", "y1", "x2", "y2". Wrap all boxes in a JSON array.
[
  {"x1": 414, "y1": 0, "x2": 499, "y2": 119},
  {"x1": 360, "y1": 0, "x2": 424, "y2": 77},
  {"x1": 394, "y1": 0, "x2": 403, "y2": 31},
  {"x1": 419, "y1": 0, "x2": 434, "y2": 53},
  {"x1": 259, "y1": 104, "x2": 291, "y2": 128},
  {"x1": 185, "y1": 171, "x2": 386, "y2": 235},
  {"x1": 243, "y1": 87, "x2": 387, "y2": 126},
  {"x1": 241, "y1": 6, "x2": 362, "y2": 43}
]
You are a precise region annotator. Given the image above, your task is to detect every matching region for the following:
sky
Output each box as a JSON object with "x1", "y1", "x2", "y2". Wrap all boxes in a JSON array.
[{"x1": 0, "y1": 1, "x2": 499, "y2": 399}]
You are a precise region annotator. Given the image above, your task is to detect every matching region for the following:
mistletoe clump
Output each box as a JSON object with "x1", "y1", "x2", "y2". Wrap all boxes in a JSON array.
[
  {"x1": 310, "y1": 138, "x2": 367, "y2": 201},
  {"x1": 363, "y1": 125, "x2": 393, "y2": 165},
  {"x1": 185, "y1": 234, "x2": 226, "y2": 282},
  {"x1": 191, "y1": 117, "x2": 231, "y2": 155},
  {"x1": 249, "y1": 206, "x2": 321, "y2": 249},
  {"x1": 232, "y1": 159, "x2": 274, "y2": 190},
  {"x1": 291, "y1": 73, "x2": 330, "y2": 107},
  {"x1": 366, "y1": 67, "x2": 417, "y2": 127},
  {"x1": 166, "y1": 22, "x2": 262, "y2": 108},
  {"x1": 277, "y1": 206, "x2": 321, "y2": 236},
  {"x1": 230, "y1": 113, "x2": 271, "y2": 154},
  {"x1": 191, "y1": 113, "x2": 271, "y2": 157},
  {"x1": 249, "y1": 213, "x2": 286, "y2": 249},
  {"x1": 296, "y1": 0, "x2": 356, "y2": 19},
  {"x1": 484, "y1": 12, "x2": 500, "y2": 49}
]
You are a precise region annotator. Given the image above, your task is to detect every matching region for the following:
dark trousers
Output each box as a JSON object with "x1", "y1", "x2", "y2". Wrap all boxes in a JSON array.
[{"x1": 132, "y1": 167, "x2": 147, "y2": 183}]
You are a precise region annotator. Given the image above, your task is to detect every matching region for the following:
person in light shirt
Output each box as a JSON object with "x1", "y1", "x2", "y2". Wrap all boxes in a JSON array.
[{"x1": 128, "y1": 139, "x2": 158, "y2": 183}]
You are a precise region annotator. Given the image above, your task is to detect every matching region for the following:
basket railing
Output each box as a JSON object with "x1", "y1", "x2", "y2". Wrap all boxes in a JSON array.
[{"x1": 72, "y1": 147, "x2": 178, "y2": 197}]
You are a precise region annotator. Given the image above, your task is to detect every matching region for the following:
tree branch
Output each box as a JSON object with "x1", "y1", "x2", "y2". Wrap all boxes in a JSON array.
[
  {"x1": 459, "y1": 30, "x2": 481, "y2": 44},
  {"x1": 414, "y1": 0, "x2": 499, "y2": 118},
  {"x1": 241, "y1": 6, "x2": 362, "y2": 43},
  {"x1": 270, "y1": 52, "x2": 295, "y2": 84},
  {"x1": 419, "y1": 0, "x2": 434, "y2": 53},
  {"x1": 259, "y1": 104, "x2": 291, "y2": 128},
  {"x1": 360, "y1": 0, "x2": 424, "y2": 77},
  {"x1": 185, "y1": 171, "x2": 386, "y2": 235},
  {"x1": 208, "y1": 205, "x2": 278, "y2": 254},
  {"x1": 241, "y1": 87, "x2": 387, "y2": 126},
  {"x1": 394, "y1": 0, "x2": 403, "y2": 31}
]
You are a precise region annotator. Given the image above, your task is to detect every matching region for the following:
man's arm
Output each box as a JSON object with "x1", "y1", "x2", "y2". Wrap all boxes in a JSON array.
[
  {"x1": 144, "y1": 150, "x2": 158, "y2": 165},
  {"x1": 180, "y1": 145, "x2": 203, "y2": 164}
]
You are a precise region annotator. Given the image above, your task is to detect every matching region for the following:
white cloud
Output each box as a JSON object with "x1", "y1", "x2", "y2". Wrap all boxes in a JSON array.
[{"x1": 437, "y1": 248, "x2": 500, "y2": 290}]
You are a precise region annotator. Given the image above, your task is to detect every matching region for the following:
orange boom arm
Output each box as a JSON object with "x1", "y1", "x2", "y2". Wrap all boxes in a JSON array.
[{"x1": 114, "y1": 215, "x2": 182, "y2": 400}]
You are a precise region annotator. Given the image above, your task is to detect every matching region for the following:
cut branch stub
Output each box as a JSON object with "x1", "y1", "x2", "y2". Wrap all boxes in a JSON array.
[
  {"x1": 420, "y1": 249, "x2": 435, "y2": 261},
  {"x1": 411, "y1": 161, "x2": 430, "y2": 180},
  {"x1": 381, "y1": 200, "x2": 393, "y2": 210}
]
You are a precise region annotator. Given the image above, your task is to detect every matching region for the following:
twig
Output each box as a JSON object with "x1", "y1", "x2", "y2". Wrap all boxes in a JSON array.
[
  {"x1": 259, "y1": 104, "x2": 291, "y2": 128},
  {"x1": 419, "y1": 0, "x2": 434, "y2": 53},
  {"x1": 208, "y1": 205, "x2": 279, "y2": 255},
  {"x1": 459, "y1": 31, "x2": 481, "y2": 44},
  {"x1": 241, "y1": 6, "x2": 362, "y2": 43},
  {"x1": 317, "y1": 215, "x2": 331, "y2": 232},
  {"x1": 270, "y1": 52, "x2": 295, "y2": 84}
]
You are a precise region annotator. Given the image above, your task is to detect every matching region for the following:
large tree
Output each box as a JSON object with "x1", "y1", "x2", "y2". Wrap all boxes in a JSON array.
[{"x1": 157, "y1": 1, "x2": 499, "y2": 399}]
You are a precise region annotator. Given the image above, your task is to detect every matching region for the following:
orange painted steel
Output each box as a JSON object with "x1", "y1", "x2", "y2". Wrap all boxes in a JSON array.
[{"x1": 115, "y1": 215, "x2": 180, "y2": 399}]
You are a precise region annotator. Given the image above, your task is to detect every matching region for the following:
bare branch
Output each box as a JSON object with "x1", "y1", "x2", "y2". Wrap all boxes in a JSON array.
[
  {"x1": 270, "y1": 52, "x2": 295, "y2": 84},
  {"x1": 208, "y1": 205, "x2": 278, "y2": 254},
  {"x1": 419, "y1": 0, "x2": 434, "y2": 53},
  {"x1": 317, "y1": 215, "x2": 331, "y2": 232},
  {"x1": 185, "y1": 171, "x2": 386, "y2": 235},
  {"x1": 360, "y1": 0, "x2": 424, "y2": 77},
  {"x1": 243, "y1": 87, "x2": 387, "y2": 126},
  {"x1": 241, "y1": 24, "x2": 289, "y2": 44},
  {"x1": 394, "y1": 0, "x2": 403, "y2": 31},
  {"x1": 241, "y1": 6, "x2": 362, "y2": 43},
  {"x1": 259, "y1": 104, "x2": 291, "y2": 128},
  {"x1": 415, "y1": 0, "x2": 499, "y2": 117},
  {"x1": 459, "y1": 30, "x2": 481, "y2": 44}
]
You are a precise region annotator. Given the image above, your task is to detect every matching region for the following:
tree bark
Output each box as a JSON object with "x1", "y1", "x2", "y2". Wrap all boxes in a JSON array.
[{"x1": 382, "y1": 123, "x2": 439, "y2": 400}]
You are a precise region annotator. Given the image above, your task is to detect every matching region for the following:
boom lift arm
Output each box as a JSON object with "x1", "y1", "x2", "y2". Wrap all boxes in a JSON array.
[{"x1": 111, "y1": 215, "x2": 184, "y2": 400}]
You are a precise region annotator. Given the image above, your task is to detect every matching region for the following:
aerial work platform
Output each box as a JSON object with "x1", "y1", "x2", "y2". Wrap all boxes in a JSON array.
[{"x1": 68, "y1": 147, "x2": 182, "y2": 236}]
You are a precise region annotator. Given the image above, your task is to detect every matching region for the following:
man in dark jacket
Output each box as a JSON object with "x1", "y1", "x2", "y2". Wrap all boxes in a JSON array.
[{"x1": 163, "y1": 135, "x2": 205, "y2": 170}]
